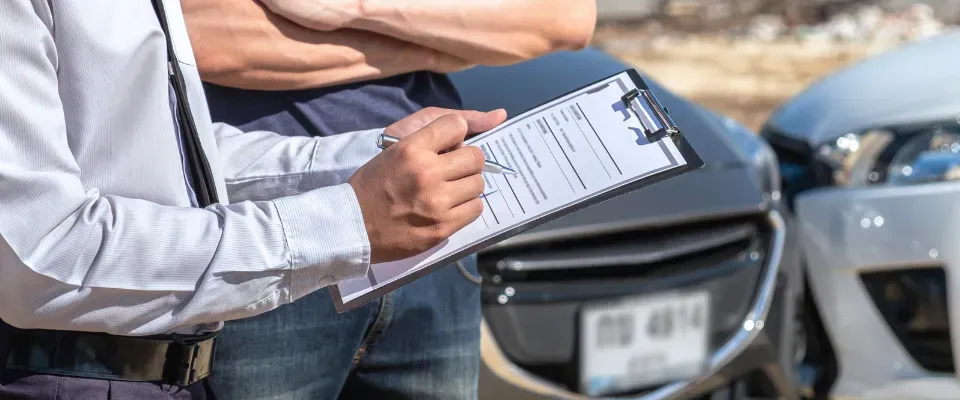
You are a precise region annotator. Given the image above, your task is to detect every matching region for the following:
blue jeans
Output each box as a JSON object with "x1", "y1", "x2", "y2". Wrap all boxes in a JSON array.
[
  {"x1": 202, "y1": 73, "x2": 473, "y2": 399},
  {"x1": 211, "y1": 256, "x2": 482, "y2": 400}
]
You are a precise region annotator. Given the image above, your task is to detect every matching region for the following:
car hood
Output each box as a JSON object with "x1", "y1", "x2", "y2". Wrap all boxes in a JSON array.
[
  {"x1": 486, "y1": 165, "x2": 765, "y2": 249},
  {"x1": 449, "y1": 48, "x2": 750, "y2": 167},
  {"x1": 767, "y1": 29, "x2": 960, "y2": 145},
  {"x1": 449, "y1": 49, "x2": 765, "y2": 247}
]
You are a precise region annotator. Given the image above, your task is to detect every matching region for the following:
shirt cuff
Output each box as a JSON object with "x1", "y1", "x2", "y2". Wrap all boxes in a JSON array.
[
  {"x1": 307, "y1": 128, "x2": 384, "y2": 186},
  {"x1": 272, "y1": 183, "x2": 371, "y2": 302},
  {"x1": 339, "y1": 128, "x2": 383, "y2": 168}
]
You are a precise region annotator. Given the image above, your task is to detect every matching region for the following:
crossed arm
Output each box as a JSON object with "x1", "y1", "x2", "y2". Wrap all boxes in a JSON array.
[{"x1": 184, "y1": 0, "x2": 596, "y2": 90}]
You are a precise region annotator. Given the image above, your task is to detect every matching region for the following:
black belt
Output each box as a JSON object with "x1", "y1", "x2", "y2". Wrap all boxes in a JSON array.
[{"x1": 1, "y1": 322, "x2": 217, "y2": 386}]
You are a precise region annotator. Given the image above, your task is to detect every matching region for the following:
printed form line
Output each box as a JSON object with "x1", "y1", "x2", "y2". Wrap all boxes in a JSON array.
[
  {"x1": 568, "y1": 107, "x2": 611, "y2": 179},
  {"x1": 480, "y1": 189, "x2": 499, "y2": 225},
  {"x1": 482, "y1": 143, "x2": 522, "y2": 216},
  {"x1": 543, "y1": 117, "x2": 587, "y2": 190},
  {"x1": 533, "y1": 123, "x2": 575, "y2": 193},
  {"x1": 576, "y1": 103, "x2": 622, "y2": 176},
  {"x1": 491, "y1": 140, "x2": 527, "y2": 214}
]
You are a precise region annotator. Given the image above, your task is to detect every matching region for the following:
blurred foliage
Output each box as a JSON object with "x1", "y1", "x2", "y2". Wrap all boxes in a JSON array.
[
  {"x1": 594, "y1": 0, "x2": 953, "y2": 131},
  {"x1": 652, "y1": 0, "x2": 881, "y2": 31}
]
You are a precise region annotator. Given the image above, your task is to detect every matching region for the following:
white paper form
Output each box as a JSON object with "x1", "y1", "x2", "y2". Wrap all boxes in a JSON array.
[{"x1": 334, "y1": 71, "x2": 689, "y2": 307}]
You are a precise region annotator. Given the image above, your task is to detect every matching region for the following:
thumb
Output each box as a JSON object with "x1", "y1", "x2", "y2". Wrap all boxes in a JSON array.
[{"x1": 462, "y1": 109, "x2": 507, "y2": 135}]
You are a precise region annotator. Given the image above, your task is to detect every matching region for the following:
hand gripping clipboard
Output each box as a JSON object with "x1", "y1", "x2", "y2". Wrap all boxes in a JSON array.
[{"x1": 330, "y1": 69, "x2": 704, "y2": 312}]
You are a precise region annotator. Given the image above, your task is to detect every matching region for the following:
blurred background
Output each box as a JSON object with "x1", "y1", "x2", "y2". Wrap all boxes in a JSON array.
[
  {"x1": 593, "y1": 0, "x2": 958, "y2": 129},
  {"x1": 455, "y1": 2, "x2": 960, "y2": 398}
]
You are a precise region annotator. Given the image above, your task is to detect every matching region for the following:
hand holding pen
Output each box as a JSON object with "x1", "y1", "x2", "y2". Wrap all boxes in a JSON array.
[
  {"x1": 376, "y1": 107, "x2": 515, "y2": 175},
  {"x1": 377, "y1": 134, "x2": 516, "y2": 175},
  {"x1": 349, "y1": 109, "x2": 508, "y2": 264}
]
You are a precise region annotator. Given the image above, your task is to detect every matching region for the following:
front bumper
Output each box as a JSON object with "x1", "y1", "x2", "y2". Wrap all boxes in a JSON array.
[
  {"x1": 795, "y1": 181, "x2": 960, "y2": 399},
  {"x1": 479, "y1": 211, "x2": 802, "y2": 399}
]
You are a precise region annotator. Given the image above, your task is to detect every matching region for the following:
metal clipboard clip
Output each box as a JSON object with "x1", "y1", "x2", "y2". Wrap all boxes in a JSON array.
[{"x1": 621, "y1": 88, "x2": 680, "y2": 143}]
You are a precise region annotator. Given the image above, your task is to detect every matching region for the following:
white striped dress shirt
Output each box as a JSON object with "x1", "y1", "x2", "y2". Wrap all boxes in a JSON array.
[{"x1": 0, "y1": 0, "x2": 380, "y2": 335}]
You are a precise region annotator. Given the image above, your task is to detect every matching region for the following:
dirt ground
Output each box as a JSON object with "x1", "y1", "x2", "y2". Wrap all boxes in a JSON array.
[{"x1": 592, "y1": 25, "x2": 901, "y2": 130}]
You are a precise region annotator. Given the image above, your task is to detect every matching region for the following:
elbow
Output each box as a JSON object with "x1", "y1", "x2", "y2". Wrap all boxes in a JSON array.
[
  {"x1": 548, "y1": 2, "x2": 597, "y2": 52},
  {"x1": 193, "y1": 49, "x2": 300, "y2": 91},
  {"x1": 194, "y1": 48, "x2": 247, "y2": 86},
  {"x1": 0, "y1": 258, "x2": 83, "y2": 332},
  {"x1": 0, "y1": 302, "x2": 34, "y2": 331},
  {"x1": 563, "y1": 20, "x2": 596, "y2": 52},
  {"x1": 0, "y1": 278, "x2": 55, "y2": 331},
  {"x1": 0, "y1": 270, "x2": 177, "y2": 336},
  {"x1": 492, "y1": 1, "x2": 596, "y2": 64},
  {"x1": 191, "y1": 36, "x2": 296, "y2": 89}
]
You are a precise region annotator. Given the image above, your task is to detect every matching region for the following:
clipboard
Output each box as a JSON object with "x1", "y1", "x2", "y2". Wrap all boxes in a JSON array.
[{"x1": 330, "y1": 69, "x2": 704, "y2": 312}]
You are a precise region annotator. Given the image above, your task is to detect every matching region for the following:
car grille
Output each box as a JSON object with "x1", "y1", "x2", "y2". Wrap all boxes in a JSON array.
[
  {"x1": 861, "y1": 267, "x2": 955, "y2": 373},
  {"x1": 478, "y1": 214, "x2": 772, "y2": 395},
  {"x1": 481, "y1": 218, "x2": 757, "y2": 283}
]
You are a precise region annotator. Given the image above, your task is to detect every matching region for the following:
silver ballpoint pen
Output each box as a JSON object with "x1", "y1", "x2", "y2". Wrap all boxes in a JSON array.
[{"x1": 376, "y1": 133, "x2": 517, "y2": 175}]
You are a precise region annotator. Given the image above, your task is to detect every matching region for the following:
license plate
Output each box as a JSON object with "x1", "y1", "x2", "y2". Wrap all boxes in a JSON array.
[{"x1": 579, "y1": 290, "x2": 710, "y2": 397}]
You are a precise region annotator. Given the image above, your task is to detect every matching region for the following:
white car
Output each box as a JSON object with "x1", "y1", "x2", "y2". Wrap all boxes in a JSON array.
[{"x1": 762, "y1": 30, "x2": 960, "y2": 398}]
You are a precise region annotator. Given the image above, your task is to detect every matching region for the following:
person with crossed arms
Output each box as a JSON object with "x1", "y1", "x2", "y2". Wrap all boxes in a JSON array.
[{"x1": 183, "y1": 0, "x2": 596, "y2": 398}]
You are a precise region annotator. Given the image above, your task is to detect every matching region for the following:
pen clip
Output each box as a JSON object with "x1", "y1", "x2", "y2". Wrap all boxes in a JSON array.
[{"x1": 621, "y1": 88, "x2": 679, "y2": 143}]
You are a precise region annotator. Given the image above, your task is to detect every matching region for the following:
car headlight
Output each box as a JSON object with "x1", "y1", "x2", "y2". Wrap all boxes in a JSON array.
[
  {"x1": 815, "y1": 125, "x2": 960, "y2": 187},
  {"x1": 888, "y1": 130, "x2": 960, "y2": 185}
]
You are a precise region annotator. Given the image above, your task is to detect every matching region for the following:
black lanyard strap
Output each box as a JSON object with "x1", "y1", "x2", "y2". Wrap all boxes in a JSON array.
[{"x1": 152, "y1": 0, "x2": 219, "y2": 207}]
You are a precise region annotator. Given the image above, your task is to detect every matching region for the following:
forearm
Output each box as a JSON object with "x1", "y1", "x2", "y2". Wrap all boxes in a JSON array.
[
  {"x1": 0, "y1": 186, "x2": 369, "y2": 335},
  {"x1": 261, "y1": 0, "x2": 598, "y2": 65},
  {"x1": 200, "y1": 32, "x2": 472, "y2": 91},
  {"x1": 215, "y1": 123, "x2": 383, "y2": 201},
  {"x1": 184, "y1": 0, "x2": 472, "y2": 90}
]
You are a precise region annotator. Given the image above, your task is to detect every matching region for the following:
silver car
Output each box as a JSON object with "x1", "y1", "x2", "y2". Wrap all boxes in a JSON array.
[{"x1": 762, "y1": 30, "x2": 960, "y2": 399}]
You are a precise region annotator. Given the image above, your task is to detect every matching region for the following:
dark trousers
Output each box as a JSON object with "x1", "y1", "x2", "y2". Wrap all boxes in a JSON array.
[{"x1": 0, "y1": 370, "x2": 217, "y2": 400}]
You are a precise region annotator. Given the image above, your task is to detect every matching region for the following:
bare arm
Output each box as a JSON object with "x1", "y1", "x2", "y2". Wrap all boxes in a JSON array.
[
  {"x1": 184, "y1": 0, "x2": 473, "y2": 90},
  {"x1": 261, "y1": 0, "x2": 598, "y2": 65}
]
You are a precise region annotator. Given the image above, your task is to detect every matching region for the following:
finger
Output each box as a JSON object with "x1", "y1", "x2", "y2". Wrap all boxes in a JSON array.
[
  {"x1": 438, "y1": 146, "x2": 485, "y2": 181},
  {"x1": 443, "y1": 198, "x2": 484, "y2": 235},
  {"x1": 411, "y1": 108, "x2": 505, "y2": 134},
  {"x1": 443, "y1": 109, "x2": 507, "y2": 150},
  {"x1": 465, "y1": 109, "x2": 507, "y2": 135},
  {"x1": 406, "y1": 114, "x2": 469, "y2": 153},
  {"x1": 441, "y1": 174, "x2": 486, "y2": 208},
  {"x1": 449, "y1": 109, "x2": 507, "y2": 135},
  {"x1": 389, "y1": 108, "x2": 505, "y2": 145},
  {"x1": 384, "y1": 107, "x2": 453, "y2": 138}
]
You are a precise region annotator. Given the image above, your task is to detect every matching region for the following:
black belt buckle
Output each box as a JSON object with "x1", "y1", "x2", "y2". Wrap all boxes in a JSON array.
[{"x1": 171, "y1": 333, "x2": 218, "y2": 386}]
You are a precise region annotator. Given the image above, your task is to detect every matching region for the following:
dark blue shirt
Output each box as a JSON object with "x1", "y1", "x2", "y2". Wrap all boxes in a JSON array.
[{"x1": 204, "y1": 71, "x2": 462, "y2": 137}]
